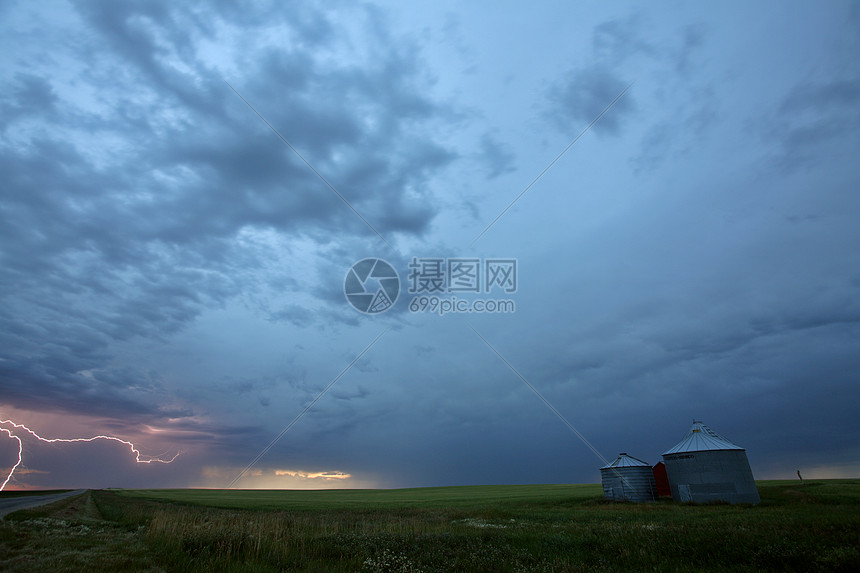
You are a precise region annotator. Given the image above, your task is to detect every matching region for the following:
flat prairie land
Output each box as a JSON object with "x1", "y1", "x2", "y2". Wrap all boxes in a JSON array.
[
  {"x1": 1, "y1": 480, "x2": 858, "y2": 572},
  {"x1": 117, "y1": 483, "x2": 603, "y2": 510}
]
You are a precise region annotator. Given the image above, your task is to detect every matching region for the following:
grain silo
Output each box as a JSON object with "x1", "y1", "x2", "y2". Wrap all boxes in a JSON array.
[
  {"x1": 600, "y1": 453, "x2": 658, "y2": 502},
  {"x1": 661, "y1": 421, "x2": 760, "y2": 504}
]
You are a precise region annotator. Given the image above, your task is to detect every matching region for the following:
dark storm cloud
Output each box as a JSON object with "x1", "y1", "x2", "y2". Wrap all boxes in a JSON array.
[
  {"x1": 0, "y1": 74, "x2": 58, "y2": 127},
  {"x1": 69, "y1": 0, "x2": 453, "y2": 239},
  {"x1": 545, "y1": 15, "x2": 714, "y2": 170},
  {"x1": 330, "y1": 386, "x2": 371, "y2": 401},
  {"x1": 591, "y1": 14, "x2": 707, "y2": 75},
  {"x1": 592, "y1": 14, "x2": 655, "y2": 64},
  {"x1": 0, "y1": 358, "x2": 174, "y2": 420},
  {"x1": 673, "y1": 24, "x2": 707, "y2": 75},
  {"x1": 0, "y1": 0, "x2": 457, "y2": 423},
  {"x1": 543, "y1": 14, "x2": 655, "y2": 136},
  {"x1": 633, "y1": 84, "x2": 717, "y2": 172},
  {"x1": 763, "y1": 79, "x2": 860, "y2": 170},
  {"x1": 266, "y1": 304, "x2": 315, "y2": 328},
  {"x1": 546, "y1": 66, "x2": 634, "y2": 136},
  {"x1": 462, "y1": 298, "x2": 860, "y2": 482},
  {"x1": 475, "y1": 133, "x2": 516, "y2": 180},
  {"x1": 497, "y1": 148, "x2": 860, "y2": 473}
]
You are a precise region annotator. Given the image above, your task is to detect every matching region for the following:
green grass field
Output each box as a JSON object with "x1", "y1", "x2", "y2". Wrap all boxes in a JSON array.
[
  {"x1": 1, "y1": 480, "x2": 858, "y2": 572},
  {"x1": 117, "y1": 483, "x2": 604, "y2": 510}
]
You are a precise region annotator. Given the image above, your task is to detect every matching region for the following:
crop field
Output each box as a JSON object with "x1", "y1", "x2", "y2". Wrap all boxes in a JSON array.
[
  {"x1": 0, "y1": 480, "x2": 858, "y2": 572},
  {"x1": 118, "y1": 483, "x2": 604, "y2": 510}
]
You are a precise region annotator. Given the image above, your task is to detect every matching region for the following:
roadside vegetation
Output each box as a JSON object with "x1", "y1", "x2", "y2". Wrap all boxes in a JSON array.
[
  {"x1": 0, "y1": 490, "x2": 160, "y2": 572},
  {"x1": 0, "y1": 489, "x2": 73, "y2": 498},
  {"x1": 1, "y1": 480, "x2": 858, "y2": 572}
]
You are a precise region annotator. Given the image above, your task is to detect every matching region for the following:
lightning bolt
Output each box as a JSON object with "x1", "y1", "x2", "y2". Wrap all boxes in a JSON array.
[{"x1": 1, "y1": 418, "x2": 180, "y2": 491}]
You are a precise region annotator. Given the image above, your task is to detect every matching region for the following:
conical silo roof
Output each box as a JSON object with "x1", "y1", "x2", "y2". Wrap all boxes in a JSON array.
[
  {"x1": 662, "y1": 421, "x2": 743, "y2": 454},
  {"x1": 600, "y1": 453, "x2": 651, "y2": 469}
]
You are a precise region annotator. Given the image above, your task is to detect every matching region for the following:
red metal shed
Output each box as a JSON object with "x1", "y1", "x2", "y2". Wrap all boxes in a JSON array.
[{"x1": 652, "y1": 461, "x2": 671, "y2": 497}]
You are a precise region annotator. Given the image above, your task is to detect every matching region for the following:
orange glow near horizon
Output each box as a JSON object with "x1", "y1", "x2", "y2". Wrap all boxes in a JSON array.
[
  {"x1": 274, "y1": 469, "x2": 352, "y2": 480},
  {"x1": 198, "y1": 465, "x2": 376, "y2": 490}
]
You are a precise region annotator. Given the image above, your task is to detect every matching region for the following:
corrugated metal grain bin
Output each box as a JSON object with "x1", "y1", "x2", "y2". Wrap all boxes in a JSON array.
[
  {"x1": 600, "y1": 453, "x2": 658, "y2": 502},
  {"x1": 662, "y1": 421, "x2": 760, "y2": 504}
]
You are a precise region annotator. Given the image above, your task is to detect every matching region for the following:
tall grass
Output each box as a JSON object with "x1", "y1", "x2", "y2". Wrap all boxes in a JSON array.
[{"x1": 88, "y1": 480, "x2": 860, "y2": 572}]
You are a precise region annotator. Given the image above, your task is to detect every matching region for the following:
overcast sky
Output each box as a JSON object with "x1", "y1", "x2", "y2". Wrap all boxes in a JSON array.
[{"x1": 2, "y1": 0, "x2": 859, "y2": 490}]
